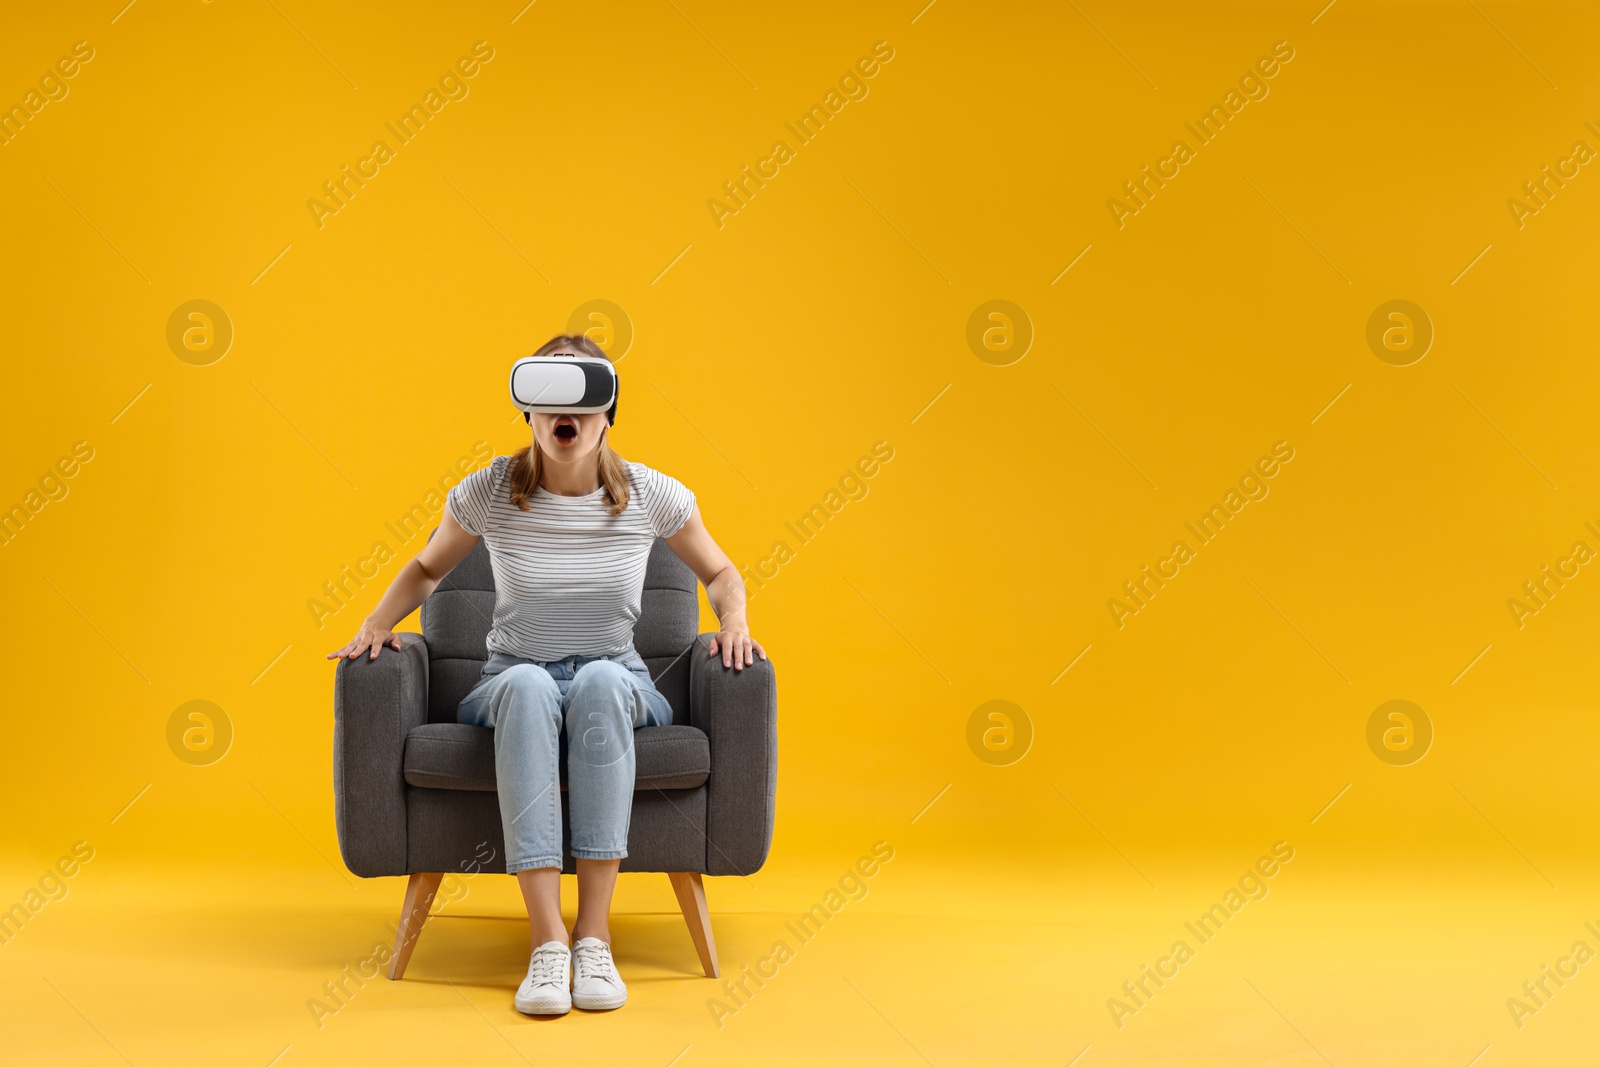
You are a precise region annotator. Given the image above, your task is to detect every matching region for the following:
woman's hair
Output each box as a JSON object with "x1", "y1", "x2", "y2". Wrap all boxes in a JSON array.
[{"x1": 507, "y1": 334, "x2": 631, "y2": 516}]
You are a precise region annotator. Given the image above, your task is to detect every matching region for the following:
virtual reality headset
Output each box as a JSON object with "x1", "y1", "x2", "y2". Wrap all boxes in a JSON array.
[{"x1": 509, "y1": 354, "x2": 618, "y2": 426}]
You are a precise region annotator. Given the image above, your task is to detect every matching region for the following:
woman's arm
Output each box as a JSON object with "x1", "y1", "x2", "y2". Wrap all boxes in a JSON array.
[
  {"x1": 325, "y1": 502, "x2": 482, "y2": 661},
  {"x1": 664, "y1": 505, "x2": 767, "y2": 671}
]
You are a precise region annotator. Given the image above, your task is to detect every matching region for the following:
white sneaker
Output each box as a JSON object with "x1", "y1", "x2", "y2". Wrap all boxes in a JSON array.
[
  {"x1": 515, "y1": 940, "x2": 572, "y2": 1015},
  {"x1": 570, "y1": 936, "x2": 628, "y2": 1010}
]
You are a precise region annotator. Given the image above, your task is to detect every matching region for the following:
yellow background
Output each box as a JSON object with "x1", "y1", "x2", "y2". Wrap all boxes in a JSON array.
[{"x1": 3, "y1": 1, "x2": 1598, "y2": 1063}]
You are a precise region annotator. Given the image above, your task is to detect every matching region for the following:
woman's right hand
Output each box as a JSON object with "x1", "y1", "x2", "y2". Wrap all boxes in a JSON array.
[
  {"x1": 323, "y1": 503, "x2": 482, "y2": 665},
  {"x1": 327, "y1": 621, "x2": 402, "y2": 661}
]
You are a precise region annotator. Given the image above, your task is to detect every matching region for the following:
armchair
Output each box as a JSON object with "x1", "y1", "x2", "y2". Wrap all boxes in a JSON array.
[{"x1": 332, "y1": 535, "x2": 777, "y2": 979}]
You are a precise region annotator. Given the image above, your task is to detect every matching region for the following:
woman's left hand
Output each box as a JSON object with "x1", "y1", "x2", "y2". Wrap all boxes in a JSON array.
[{"x1": 708, "y1": 627, "x2": 766, "y2": 671}]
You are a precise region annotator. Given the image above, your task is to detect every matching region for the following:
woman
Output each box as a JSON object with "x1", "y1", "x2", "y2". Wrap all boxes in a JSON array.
[{"x1": 326, "y1": 334, "x2": 766, "y2": 1016}]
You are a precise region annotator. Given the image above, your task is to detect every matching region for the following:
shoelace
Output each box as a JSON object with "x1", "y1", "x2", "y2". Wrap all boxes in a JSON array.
[
  {"x1": 573, "y1": 942, "x2": 619, "y2": 984},
  {"x1": 528, "y1": 947, "x2": 568, "y2": 986}
]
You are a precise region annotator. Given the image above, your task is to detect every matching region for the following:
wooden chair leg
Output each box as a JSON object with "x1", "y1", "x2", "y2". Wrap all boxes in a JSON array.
[
  {"x1": 388, "y1": 872, "x2": 443, "y2": 980},
  {"x1": 668, "y1": 871, "x2": 720, "y2": 978}
]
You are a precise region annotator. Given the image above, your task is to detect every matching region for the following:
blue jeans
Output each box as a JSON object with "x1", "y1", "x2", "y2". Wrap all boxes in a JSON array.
[{"x1": 456, "y1": 647, "x2": 674, "y2": 874}]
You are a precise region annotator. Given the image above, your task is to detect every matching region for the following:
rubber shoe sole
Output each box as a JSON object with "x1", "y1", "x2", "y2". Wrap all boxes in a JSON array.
[
  {"x1": 515, "y1": 986, "x2": 571, "y2": 1015},
  {"x1": 572, "y1": 986, "x2": 627, "y2": 1011}
]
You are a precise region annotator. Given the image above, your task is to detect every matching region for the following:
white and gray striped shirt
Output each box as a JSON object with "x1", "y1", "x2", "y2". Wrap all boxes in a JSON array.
[{"x1": 445, "y1": 454, "x2": 697, "y2": 660}]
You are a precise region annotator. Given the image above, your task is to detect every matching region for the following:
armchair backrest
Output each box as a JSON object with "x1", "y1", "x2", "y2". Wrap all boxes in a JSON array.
[{"x1": 420, "y1": 534, "x2": 700, "y2": 726}]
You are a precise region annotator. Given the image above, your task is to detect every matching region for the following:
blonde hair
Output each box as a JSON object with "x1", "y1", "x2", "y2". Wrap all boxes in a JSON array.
[{"x1": 507, "y1": 334, "x2": 631, "y2": 516}]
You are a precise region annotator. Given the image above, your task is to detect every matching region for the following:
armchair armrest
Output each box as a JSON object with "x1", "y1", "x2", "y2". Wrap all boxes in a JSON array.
[
  {"x1": 333, "y1": 632, "x2": 430, "y2": 878},
  {"x1": 689, "y1": 632, "x2": 777, "y2": 876}
]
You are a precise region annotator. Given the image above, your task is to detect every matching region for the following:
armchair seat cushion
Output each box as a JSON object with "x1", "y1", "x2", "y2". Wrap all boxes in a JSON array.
[{"x1": 403, "y1": 723, "x2": 711, "y2": 793}]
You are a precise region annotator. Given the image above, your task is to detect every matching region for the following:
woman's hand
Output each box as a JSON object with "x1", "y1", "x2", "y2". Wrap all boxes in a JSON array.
[
  {"x1": 327, "y1": 620, "x2": 402, "y2": 662},
  {"x1": 707, "y1": 627, "x2": 766, "y2": 671},
  {"x1": 663, "y1": 507, "x2": 766, "y2": 672},
  {"x1": 324, "y1": 505, "x2": 481, "y2": 665}
]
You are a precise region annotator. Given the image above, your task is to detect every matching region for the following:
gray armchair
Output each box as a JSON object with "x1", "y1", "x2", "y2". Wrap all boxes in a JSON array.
[{"x1": 332, "y1": 535, "x2": 777, "y2": 980}]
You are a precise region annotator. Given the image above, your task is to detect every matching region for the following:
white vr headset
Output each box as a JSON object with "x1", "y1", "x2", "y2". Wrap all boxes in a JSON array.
[{"x1": 509, "y1": 354, "x2": 618, "y2": 426}]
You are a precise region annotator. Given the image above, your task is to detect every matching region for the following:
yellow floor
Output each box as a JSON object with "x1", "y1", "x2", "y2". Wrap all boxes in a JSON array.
[
  {"x1": 5, "y1": 1, "x2": 1599, "y2": 1063},
  {"x1": 4, "y1": 845, "x2": 1595, "y2": 1066}
]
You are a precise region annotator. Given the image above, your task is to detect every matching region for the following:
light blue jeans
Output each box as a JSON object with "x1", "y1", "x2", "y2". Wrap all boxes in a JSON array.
[{"x1": 457, "y1": 647, "x2": 674, "y2": 874}]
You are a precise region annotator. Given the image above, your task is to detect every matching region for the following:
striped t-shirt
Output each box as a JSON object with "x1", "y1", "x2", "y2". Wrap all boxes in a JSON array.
[{"x1": 445, "y1": 454, "x2": 697, "y2": 660}]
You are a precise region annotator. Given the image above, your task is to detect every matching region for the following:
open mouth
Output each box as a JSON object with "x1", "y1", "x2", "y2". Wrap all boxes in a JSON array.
[{"x1": 553, "y1": 417, "x2": 578, "y2": 442}]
